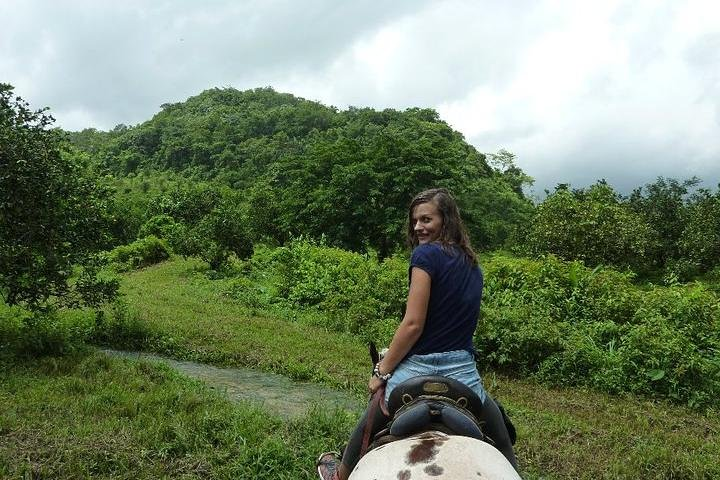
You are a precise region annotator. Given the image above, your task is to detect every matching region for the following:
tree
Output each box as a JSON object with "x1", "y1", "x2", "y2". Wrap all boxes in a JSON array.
[
  {"x1": 263, "y1": 108, "x2": 526, "y2": 257},
  {"x1": 525, "y1": 182, "x2": 655, "y2": 270},
  {"x1": 69, "y1": 87, "x2": 532, "y2": 256},
  {"x1": 627, "y1": 177, "x2": 699, "y2": 269},
  {"x1": 0, "y1": 84, "x2": 117, "y2": 308},
  {"x1": 679, "y1": 187, "x2": 720, "y2": 273},
  {"x1": 147, "y1": 183, "x2": 253, "y2": 269},
  {"x1": 485, "y1": 149, "x2": 534, "y2": 198}
]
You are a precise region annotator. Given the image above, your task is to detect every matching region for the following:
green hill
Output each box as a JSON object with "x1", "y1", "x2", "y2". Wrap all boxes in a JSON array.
[{"x1": 68, "y1": 87, "x2": 534, "y2": 256}]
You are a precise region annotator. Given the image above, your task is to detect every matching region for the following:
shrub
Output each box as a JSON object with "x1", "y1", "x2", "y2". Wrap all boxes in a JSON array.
[
  {"x1": 237, "y1": 240, "x2": 407, "y2": 344},
  {"x1": 0, "y1": 303, "x2": 28, "y2": 354},
  {"x1": 524, "y1": 183, "x2": 655, "y2": 270},
  {"x1": 0, "y1": 84, "x2": 116, "y2": 309},
  {"x1": 107, "y1": 236, "x2": 171, "y2": 272},
  {"x1": 479, "y1": 253, "x2": 720, "y2": 408},
  {"x1": 0, "y1": 306, "x2": 95, "y2": 357},
  {"x1": 226, "y1": 243, "x2": 720, "y2": 407},
  {"x1": 680, "y1": 190, "x2": 720, "y2": 272},
  {"x1": 138, "y1": 214, "x2": 180, "y2": 240},
  {"x1": 92, "y1": 299, "x2": 156, "y2": 350},
  {"x1": 224, "y1": 277, "x2": 267, "y2": 309}
]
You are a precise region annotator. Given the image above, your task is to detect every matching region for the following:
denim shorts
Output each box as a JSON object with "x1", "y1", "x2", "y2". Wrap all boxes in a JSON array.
[{"x1": 384, "y1": 349, "x2": 487, "y2": 404}]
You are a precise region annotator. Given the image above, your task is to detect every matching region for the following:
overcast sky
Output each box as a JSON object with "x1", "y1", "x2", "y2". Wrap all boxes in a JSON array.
[{"x1": 2, "y1": 0, "x2": 719, "y2": 196}]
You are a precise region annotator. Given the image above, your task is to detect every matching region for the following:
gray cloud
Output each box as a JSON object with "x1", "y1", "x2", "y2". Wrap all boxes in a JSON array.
[
  {"x1": 2, "y1": 0, "x2": 429, "y2": 127},
  {"x1": 2, "y1": 0, "x2": 718, "y2": 195}
]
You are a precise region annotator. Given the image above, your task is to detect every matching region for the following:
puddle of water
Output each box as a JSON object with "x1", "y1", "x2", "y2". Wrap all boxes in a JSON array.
[{"x1": 102, "y1": 349, "x2": 361, "y2": 419}]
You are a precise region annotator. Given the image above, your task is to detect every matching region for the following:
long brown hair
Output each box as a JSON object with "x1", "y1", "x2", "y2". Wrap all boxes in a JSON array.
[{"x1": 407, "y1": 188, "x2": 477, "y2": 265}]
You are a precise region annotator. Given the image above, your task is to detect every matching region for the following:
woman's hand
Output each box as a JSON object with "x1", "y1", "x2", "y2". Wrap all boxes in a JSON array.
[{"x1": 368, "y1": 375, "x2": 385, "y2": 395}]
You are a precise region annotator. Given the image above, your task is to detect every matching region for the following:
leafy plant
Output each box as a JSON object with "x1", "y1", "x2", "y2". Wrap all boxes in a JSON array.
[{"x1": 106, "y1": 236, "x2": 171, "y2": 272}]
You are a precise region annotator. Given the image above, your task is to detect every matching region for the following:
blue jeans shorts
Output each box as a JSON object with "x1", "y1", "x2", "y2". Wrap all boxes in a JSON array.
[{"x1": 384, "y1": 349, "x2": 487, "y2": 404}]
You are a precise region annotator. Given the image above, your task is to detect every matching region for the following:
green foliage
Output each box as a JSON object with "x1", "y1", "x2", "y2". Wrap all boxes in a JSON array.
[
  {"x1": 463, "y1": 174, "x2": 534, "y2": 250},
  {"x1": 245, "y1": 180, "x2": 288, "y2": 245},
  {"x1": 71, "y1": 257, "x2": 122, "y2": 308},
  {"x1": 138, "y1": 214, "x2": 180, "y2": 240},
  {"x1": 0, "y1": 303, "x2": 96, "y2": 357},
  {"x1": 525, "y1": 182, "x2": 655, "y2": 270},
  {"x1": 72, "y1": 87, "x2": 531, "y2": 256},
  {"x1": 230, "y1": 240, "x2": 407, "y2": 345},
  {"x1": 199, "y1": 203, "x2": 253, "y2": 264},
  {"x1": 142, "y1": 183, "x2": 253, "y2": 270},
  {"x1": 92, "y1": 299, "x2": 157, "y2": 350},
  {"x1": 525, "y1": 177, "x2": 719, "y2": 281},
  {"x1": 628, "y1": 177, "x2": 699, "y2": 271},
  {"x1": 147, "y1": 181, "x2": 224, "y2": 224},
  {"x1": 62, "y1": 84, "x2": 720, "y2": 282},
  {"x1": 680, "y1": 188, "x2": 720, "y2": 273},
  {"x1": 224, "y1": 242, "x2": 720, "y2": 407},
  {"x1": 106, "y1": 236, "x2": 171, "y2": 272},
  {"x1": 96, "y1": 87, "x2": 335, "y2": 178},
  {"x1": 0, "y1": 295, "x2": 153, "y2": 358},
  {"x1": 265, "y1": 107, "x2": 528, "y2": 256},
  {"x1": 479, "y1": 254, "x2": 720, "y2": 408},
  {"x1": 102, "y1": 170, "x2": 194, "y2": 244},
  {"x1": 3, "y1": 286, "x2": 719, "y2": 480},
  {"x1": 0, "y1": 84, "x2": 117, "y2": 309},
  {"x1": 0, "y1": 352, "x2": 356, "y2": 479}
]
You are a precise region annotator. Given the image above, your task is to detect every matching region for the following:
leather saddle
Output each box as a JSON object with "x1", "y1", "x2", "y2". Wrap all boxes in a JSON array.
[{"x1": 371, "y1": 375, "x2": 487, "y2": 448}]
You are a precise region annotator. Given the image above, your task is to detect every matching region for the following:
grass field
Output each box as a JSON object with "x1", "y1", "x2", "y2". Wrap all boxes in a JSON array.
[
  {"x1": 2, "y1": 256, "x2": 719, "y2": 479},
  {"x1": 0, "y1": 352, "x2": 353, "y2": 479}
]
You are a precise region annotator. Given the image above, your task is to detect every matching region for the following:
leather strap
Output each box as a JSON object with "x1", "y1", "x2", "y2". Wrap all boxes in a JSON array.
[{"x1": 360, "y1": 385, "x2": 387, "y2": 457}]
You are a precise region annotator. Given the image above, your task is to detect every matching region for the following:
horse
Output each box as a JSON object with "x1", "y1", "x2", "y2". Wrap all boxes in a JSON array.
[
  {"x1": 351, "y1": 431, "x2": 520, "y2": 479},
  {"x1": 340, "y1": 344, "x2": 522, "y2": 479}
]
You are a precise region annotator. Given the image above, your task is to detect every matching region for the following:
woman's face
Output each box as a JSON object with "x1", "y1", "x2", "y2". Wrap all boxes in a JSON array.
[{"x1": 412, "y1": 201, "x2": 443, "y2": 244}]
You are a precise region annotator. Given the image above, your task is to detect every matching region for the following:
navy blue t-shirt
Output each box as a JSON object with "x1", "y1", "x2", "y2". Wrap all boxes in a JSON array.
[{"x1": 406, "y1": 242, "x2": 483, "y2": 357}]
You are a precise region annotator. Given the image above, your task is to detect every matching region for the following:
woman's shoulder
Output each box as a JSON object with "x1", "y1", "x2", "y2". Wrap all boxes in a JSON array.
[
  {"x1": 411, "y1": 242, "x2": 444, "y2": 257},
  {"x1": 412, "y1": 242, "x2": 465, "y2": 263},
  {"x1": 413, "y1": 243, "x2": 479, "y2": 269}
]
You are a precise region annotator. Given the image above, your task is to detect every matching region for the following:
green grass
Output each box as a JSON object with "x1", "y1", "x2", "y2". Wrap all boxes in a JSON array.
[
  {"x1": 2, "y1": 256, "x2": 719, "y2": 479},
  {"x1": 0, "y1": 351, "x2": 354, "y2": 479},
  {"x1": 486, "y1": 374, "x2": 719, "y2": 479},
  {"x1": 113, "y1": 257, "x2": 370, "y2": 392}
]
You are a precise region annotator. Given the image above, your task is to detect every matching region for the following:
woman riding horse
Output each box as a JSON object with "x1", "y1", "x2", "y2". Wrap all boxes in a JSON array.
[{"x1": 318, "y1": 188, "x2": 518, "y2": 480}]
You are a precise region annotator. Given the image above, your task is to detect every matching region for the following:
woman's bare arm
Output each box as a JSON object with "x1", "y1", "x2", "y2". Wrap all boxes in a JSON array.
[{"x1": 374, "y1": 266, "x2": 431, "y2": 379}]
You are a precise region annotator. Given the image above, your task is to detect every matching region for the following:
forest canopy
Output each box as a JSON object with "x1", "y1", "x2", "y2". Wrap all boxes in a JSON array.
[
  {"x1": 61, "y1": 86, "x2": 720, "y2": 278},
  {"x1": 68, "y1": 87, "x2": 535, "y2": 258}
]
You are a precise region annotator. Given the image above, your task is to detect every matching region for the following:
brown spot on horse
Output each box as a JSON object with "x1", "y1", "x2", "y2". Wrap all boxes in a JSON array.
[
  {"x1": 397, "y1": 469, "x2": 411, "y2": 480},
  {"x1": 424, "y1": 464, "x2": 444, "y2": 476},
  {"x1": 406, "y1": 437, "x2": 442, "y2": 465}
]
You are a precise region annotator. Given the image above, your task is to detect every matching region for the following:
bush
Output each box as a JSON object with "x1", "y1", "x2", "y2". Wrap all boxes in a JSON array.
[
  {"x1": 107, "y1": 236, "x2": 171, "y2": 272},
  {"x1": 235, "y1": 240, "x2": 407, "y2": 344},
  {"x1": 224, "y1": 277, "x2": 267, "y2": 309},
  {"x1": 0, "y1": 304, "x2": 28, "y2": 354},
  {"x1": 524, "y1": 183, "x2": 655, "y2": 270},
  {"x1": 138, "y1": 214, "x2": 181, "y2": 240},
  {"x1": 92, "y1": 299, "x2": 156, "y2": 350},
  {"x1": 479, "y1": 253, "x2": 720, "y2": 408},
  {"x1": 0, "y1": 305, "x2": 95, "y2": 357},
  {"x1": 679, "y1": 190, "x2": 720, "y2": 272},
  {"x1": 1, "y1": 84, "x2": 116, "y2": 309}
]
